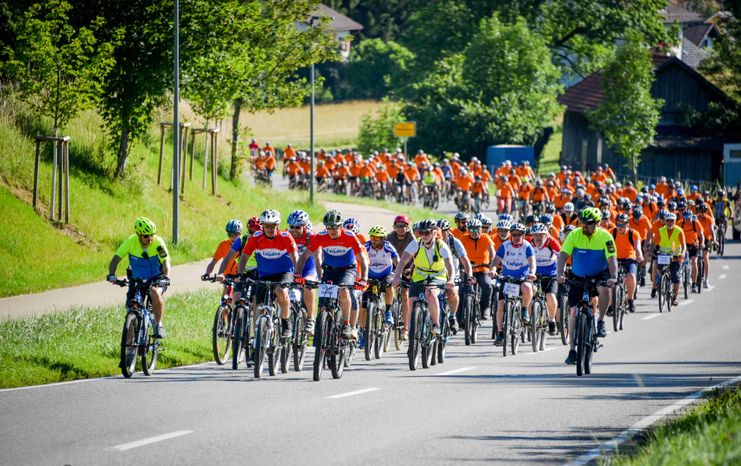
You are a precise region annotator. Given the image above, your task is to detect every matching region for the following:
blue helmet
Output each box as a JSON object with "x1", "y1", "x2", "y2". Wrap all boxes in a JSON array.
[
  {"x1": 287, "y1": 210, "x2": 309, "y2": 227},
  {"x1": 225, "y1": 219, "x2": 243, "y2": 234}
]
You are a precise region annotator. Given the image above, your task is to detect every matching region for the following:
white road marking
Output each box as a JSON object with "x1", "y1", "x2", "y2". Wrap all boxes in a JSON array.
[
  {"x1": 108, "y1": 431, "x2": 193, "y2": 451},
  {"x1": 678, "y1": 300, "x2": 694, "y2": 307},
  {"x1": 722, "y1": 265, "x2": 729, "y2": 270},
  {"x1": 436, "y1": 366, "x2": 477, "y2": 375},
  {"x1": 641, "y1": 314, "x2": 662, "y2": 320},
  {"x1": 718, "y1": 274, "x2": 727, "y2": 280},
  {"x1": 707, "y1": 285, "x2": 715, "y2": 291},
  {"x1": 567, "y1": 375, "x2": 741, "y2": 466},
  {"x1": 326, "y1": 388, "x2": 381, "y2": 399}
]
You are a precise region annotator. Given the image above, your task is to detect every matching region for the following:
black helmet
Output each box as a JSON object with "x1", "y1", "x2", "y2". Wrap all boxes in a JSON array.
[
  {"x1": 454, "y1": 212, "x2": 468, "y2": 221},
  {"x1": 418, "y1": 219, "x2": 436, "y2": 232},
  {"x1": 525, "y1": 214, "x2": 538, "y2": 225},
  {"x1": 616, "y1": 213, "x2": 629, "y2": 224},
  {"x1": 322, "y1": 210, "x2": 342, "y2": 227},
  {"x1": 437, "y1": 219, "x2": 450, "y2": 230}
]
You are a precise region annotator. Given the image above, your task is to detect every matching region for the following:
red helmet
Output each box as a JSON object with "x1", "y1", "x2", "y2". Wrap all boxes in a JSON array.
[
  {"x1": 247, "y1": 216, "x2": 262, "y2": 233},
  {"x1": 394, "y1": 215, "x2": 410, "y2": 226}
]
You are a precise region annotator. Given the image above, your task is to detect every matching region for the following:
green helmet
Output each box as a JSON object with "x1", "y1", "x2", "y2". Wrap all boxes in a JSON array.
[
  {"x1": 323, "y1": 210, "x2": 342, "y2": 227},
  {"x1": 579, "y1": 207, "x2": 602, "y2": 224},
  {"x1": 134, "y1": 217, "x2": 156, "y2": 235},
  {"x1": 369, "y1": 225, "x2": 387, "y2": 238}
]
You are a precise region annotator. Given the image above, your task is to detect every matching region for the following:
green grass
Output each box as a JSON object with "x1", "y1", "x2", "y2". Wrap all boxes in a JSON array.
[
  {"x1": 0, "y1": 288, "x2": 220, "y2": 388},
  {"x1": 538, "y1": 129, "x2": 562, "y2": 175},
  {"x1": 606, "y1": 387, "x2": 741, "y2": 466}
]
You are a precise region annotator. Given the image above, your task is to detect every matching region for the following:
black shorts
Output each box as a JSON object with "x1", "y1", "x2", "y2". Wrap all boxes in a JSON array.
[
  {"x1": 658, "y1": 262, "x2": 681, "y2": 284},
  {"x1": 567, "y1": 271, "x2": 610, "y2": 307},
  {"x1": 618, "y1": 259, "x2": 638, "y2": 275},
  {"x1": 538, "y1": 276, "x2": 558, "y2": 295},
  {"x1": 687, "y1": 245, "x2": 699, "y2": 258},
  {"x1": 254, "y1": 272, "x2": 292, "y2": 303},
  {"x1": 362, "y1": 275, "x2": 392, "y2": 306},
  {"x1": 322, "y1": 266, "x2": 357, "y2": 287}
]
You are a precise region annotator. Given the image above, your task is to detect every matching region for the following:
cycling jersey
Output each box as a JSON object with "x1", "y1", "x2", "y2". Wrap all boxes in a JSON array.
[
  {"x1": 629, "y1": 216, "x2": 652, "y2": 242},
  {"x1": 440, "y1": 165, "x2": 453, "y2": 179},
  {"x1": 230, "y1": 235, "x2": 258, "y2": 270},
  {"x1": 213, "y1": 239, "x2": 239, "y2": 275},
  {"x1": 364, "y1": 240, "x2": 398, "y2": 279},
  {"x1": 657, "y1": 226, "x2": 685, "y2": 256},
  {"x1": 495, "y1": 240, "x2": 535, "y2": 278},
  {"x1": 242, "y1": 230, "x2": 297, "y2": 277},
  {"x1": 697, "y1": 213, "x2": 715, "y2": 240},
  {"x1": 405, "y1": 239, "x2": 452, "y2": 282},
  {"x1": 115, "y1": 234, "x2": 169, "y2": 280},
  {"x1": 459, "y1": 234, "x2": 494, "y2": 272},
  {"x1": 309, "y1": 230, "x2": 364, "y2": 269},
  {"x1": 533, "y1": 237, "x2": 561, "y2": 276},
  {"x1": 611, "y1": 227, "x2": 640, "y2": 260},
  {"x1": 560, "y1": 227, "x2": 616, "y2": 277},
  {"x1": 293, "y1": 231, "x2": 317, "y2": 278}
]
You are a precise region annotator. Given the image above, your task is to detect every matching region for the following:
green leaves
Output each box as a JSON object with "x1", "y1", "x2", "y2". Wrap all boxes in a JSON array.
[
  {"x1": 342, "y1": 38, "x2": 414, "y2": 99},
  {"x1": 357, "y1": 101, "x2": 405, "y2": 155}
]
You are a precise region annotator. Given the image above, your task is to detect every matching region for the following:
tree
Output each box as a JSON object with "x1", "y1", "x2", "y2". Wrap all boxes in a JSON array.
[
  {"x1": 356, "y1": 101, "x2": 405, "y2": 155},
  {"x1": 3, "y1": 0, "x2": 115, "y2": 136},
  {"x1": 699, "y1": 12, "x2": 740, "y2": 103},
  {"x1": 588, "y1": 31, "x2": 664, "y2": 182},
  {"x1": 342, "y1": 38, "x2": 414, "y2": 99}
]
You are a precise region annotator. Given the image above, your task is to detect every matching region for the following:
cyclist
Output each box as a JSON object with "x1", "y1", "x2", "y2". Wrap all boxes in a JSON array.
[
  {"x1": 364, "y1": 225, "x2": 399, "y2": 326},
  {"x1": 556, "y1": 207, "x2": 618, "y2": 365},
  {"x1": 236, "y1": 210, "x2": 298, "y2": 338},
  {"x1": 451, "y1": 212, "x2": 468, "y2": 240},
  {"x1": 459, "y1": 218, "x2": 496, "y2": 321},
  {"x1": 612, "y1": 213, "x2": 643, "y2": 312},
  {"x1": 678, "y1": 209, "x2": 704, "y2": 292},
  {"x1": 696, "y1": 202, "x2": 716, "y2": 289},
  {"x1": 649, "y1": 210, "x2": 669, "y2": 298},
  {"x1": 287, "y1": 210, "x2": 318, "y2": 334},
  {"x1": 530, "y1": 223, "x2": 561, "y2": 335},
  {"x1": 216, "y1": 216, "x2": 261, "y2": 308},
  {"x1": 492, "y1": 222, "x2": 536, "y2": 346},
  {"x1": 202, "y1": 219, "x2": 242, "y2": 289},
  {"x1": 491, "y1": 218, "x2": 511, "y2": 251},
  {"x1": 629, "y1": 205, "x2": 653, "y2": 286},
  {"x1": 107, "y1": 217, "x2": 171, "y2": 338},
  {"x1": 392, "y1": 219, "x2": 455, "y2": 337},
  {"x1": 296, "y1": 210, "x2": 369, "y2": 340},
  {"x1": 655, "y1": 212, "x2": 687, "y2": 306},
  {"x1": 560, "y1": 202, "x2": 578, "y2": 227},
  {"x1": 438, "y1": 219, "x2": 474, "y2": 333}
]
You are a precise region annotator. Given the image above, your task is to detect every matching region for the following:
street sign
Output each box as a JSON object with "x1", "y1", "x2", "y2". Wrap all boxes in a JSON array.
[{"x1": 394, "y1": 122, "x2": 416, "y2": 138}]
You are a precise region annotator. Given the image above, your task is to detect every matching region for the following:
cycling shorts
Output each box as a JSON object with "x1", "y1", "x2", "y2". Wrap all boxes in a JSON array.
[
  {"x1": 538, "y1": 276, "x2": 558, "y2": 295},
  {"x1": 567, "y1": 270, "x2": 609, "y2": 307},
  {"x1": 657, "y1": 262, "x2": 681, "y2": 284},
  {"x1": 409, "y1": 279, "x2": 444, "y2": 298},
  {"x1": 322, "y1": 266, "x2": 357, "y2": 288},
  {"x1": 254, "y1": 272, "x2": 292, "y2": 303},
  {"x1": 618, "y1": 259, "x2": 638, "y2": 275},
  {"x1": 687, "y1": 245, "x2": 699, "y2": 258}
]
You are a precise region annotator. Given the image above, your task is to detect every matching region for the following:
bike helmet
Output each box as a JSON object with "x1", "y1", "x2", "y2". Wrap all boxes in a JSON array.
[
  {"x1": 322, "y1": 210, "x2": 342, "y2": 226},
  {"x1": 530, "y1": 223, "x2": 548, "y2": 234},
  {"x1": 369, "y1": 225, "x2": 387, "y2": 238},
  {"x1": 454, "y1": 212, "x2": 468, "y2": 222},
  {"x1": 657, "y1": 197, "x2": 666, "y2": 206},
  {"x1": 697, "y1": 202, "x2": 708, "y2": 212},
  {"x1": 305, "y1": 221, "x2": 313, "y2": 232},
  {"x1": 563, "y1": 202, "x2": 574, "y2": 213},
  {"x1": 616, "y1": 213, "x2": 629, "y2": 224},
  {"x1": 418, "y1": 219, "x2": 436, "y2": 232},
  {"x1": 473, "y1": 212, "x2": 485, "y2": 222},
  {"x1": 658, "y1": 209, "x2": 669, "y2": 220},
  {"x1": 546, "y1": 203, "x2": 556, "y2": 213},
  {"x1": 525, "y1": 214, "x2": 538, "y2": 226},
  {"x1": 247, "y1": 216, "x2": 261, "y2": 232},
  {"x1": 677, "y1": 200, "x2": 687, "y2": 209},
  {"x1": 467, "y1": 218, "x2": 482, "y2": 230},
  {"x1": 496, "y1": 219, "x2": 512, "y2": 230},
  {"x1": 287, "y1": 210, "x2": 310, "y2": 227},
  {"x1": 412, "y1": 222, "x2": 420, "y2": 233},
  {"x1": 632, "y1": 206, "x2": 643, "y2": 218},
  {"x1": 134, "y1": 217, "x2": 156, "y2": 235},
  {"x1": 481, "y1": 216, "x2": 493, "y2": 226},
  {"x1": 225, "y1": 219, "x2": 243, "y2": 234},
  {"x1": 498, "y1": 213, "x2": 512, "y2": 222},
  {"x1": 259, "y1": 209, "x2": 281, "y2": 225},
  {"x1": 682, "y1": 210, "x2": 692, "y2": 219},
  {"x1": 668, "y1": 200, "x2": 677, "y2": 211},
  {"x1": 601, "y1": 209, "x2": 612, "y2": 221},
  {"x1": 510, "y1": 222, "x2": 526, "y2": 233},
  {"x1": 437, "y1": 219, "x2": 450, "y2": 231},
  {"x1": 540, "y1": 214, "x2": 553, "y2": 225},
  {"x1": 394, "y1": 215, "x2": 410, "y2": 226},
  {"x1": 559, "y1": 225, "x2": 577, "y2": 243},
  {"x1": 343, "y1": 217, "x2": 359, "y2": 231},
  {"x1": 579, "y1": 207, "x2": 601, "y2": 224},
  {"x1": 665, "y1": 212, "x2": 677, "y2": 221}
]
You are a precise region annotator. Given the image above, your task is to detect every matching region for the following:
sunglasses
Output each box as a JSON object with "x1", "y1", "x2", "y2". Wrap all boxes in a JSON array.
[
  {"x1": 326, "y1": 225, "x2": 341, "y2": 230},
  {"x1": 139, "y1": 234, "x2": 152, "y2": 239},
  {"x1": 394, "y1": 224, "x2": 408, "y2": 228},
  {"x1": 420, "y1": 230, "x2": 433, "y2": 236},
  {"x1": 289, "y1": 225, "x2": 303, "y2": 230},
  {"x1": 510, "y1": 232, "x2": 524, "y2": 237},
  {"x1": 263, "y1": 223, "x2": 278, "y2": 228},
  {"x1": 616, "y1": 223, "x2": 627, "y2": 227}
]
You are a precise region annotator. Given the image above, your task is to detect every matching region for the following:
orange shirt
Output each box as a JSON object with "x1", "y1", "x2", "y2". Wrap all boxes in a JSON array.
[
  {"x1": 472, "y1": 180, "x2": 486, "y2": 194},
  {"x1": 455, "y1": 173, "x2": 474, "y2": 191},
  {"x1": 213, "y1": 239, "x2": 239, "y2": 275},
  {"x1": 262, "y1": 145, "x2": 275, "y2": 156},
  {"x1": 264, "y1": 155, "x2": 276, "y2": 170},
  {"x1": 285, "y1": 161, "x2": 302, "y2": 176},
  {"x1": 283, "y1": 147, "x2": 297, "y2": 159},
  {"x1": 696, "y1": 213, "x2": 715, "y2": 240},
  {"x1": 531, "y1": 187, "x2": 549, "y2": 203},
  {"x1": 359, "y1": 165, "x2": 373, "y2": 178},
  {"x1": 546, "y1": 185, "x2": 559, "y2": 201},
  {"x1": 375, "y1": 170, "x2": 389, "y2": 183},
  {"x1": 490, "y1": 232, "x2": 509, "y2": 252},
  {"x1": 316, "y1": 166, "x2": 330, "y2": 178},
  {"x1": 611, "y1": 227, "x2": 640, "y2": 260},
  {"x1": 459, "y1": 233, "x2": 494, "y2": 272},
  {"x1": 591, "y1": 172, "x2": 607, "y2": 183},
  {"x1": 629, "y1": 216, "x2": 652, "y2": 243},
  {"x1": 518, "y1": 183, "x2": 534, "y2": 201},
  {"x1": 451, "y1": 228, "x2": 466, "y2": 241},
  {"x1": 554, "y1": 193, "x2": 571, "y2": 210},
  {"x1": 622, "y1": 186, "x2": 639, "y2": 203},
  {"x1": 404, "y1": 165, "x2": 420, "y2": 181},
  {"x1": 552, "y1": 214, "x2": 564, "y2": 232},
  {"x1": 678, "y1": 218, "x2": 703, "y2": 246}
]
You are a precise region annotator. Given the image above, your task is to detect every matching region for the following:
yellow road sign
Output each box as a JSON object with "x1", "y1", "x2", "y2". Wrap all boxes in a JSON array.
[{"x1": 394, "y1": 122, "x2": 416, "y2": 138}]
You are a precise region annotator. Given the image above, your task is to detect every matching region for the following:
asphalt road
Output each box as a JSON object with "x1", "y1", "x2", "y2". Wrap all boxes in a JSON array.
[{"x1": 2, "y1": 242, "x2": 739, "y2": 465}]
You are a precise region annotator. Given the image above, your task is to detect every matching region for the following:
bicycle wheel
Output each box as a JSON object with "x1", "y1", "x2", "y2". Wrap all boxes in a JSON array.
[
  {"x1": 663, "y1": 276, "x2": 673, "y2": 313},
  {"x1": 142, "y1": 318, "x2": 158, "y2": 376},
  {"x1": 575, "y1": 312, "x2": 587, "y2": 377},
  {"x1": 253, "y1": 316, "x2": 270, "y2": 378},
  {"x1": 408, "y1": 304, "x2": 423, "y2": 371},
  {"x1": 682, "y1": 265, "x2": 689, "y2": 299},
  {"x1": 559, "y1": 293, "x2": 569, "y2": 346},
  {"x1": 279, "y1": 337, "x2": 290, "y2": 374},
  {"x1": 393, "y1": 298, "x2": 404, "y2": 351},
  {"x1": 232, "y1": 307, "x2": 245, "y2": 370},
  {"x1": 530, "y1": 300, "x2": 541, "y2": 353},
  {"x1": 463, "y1": 293, "x2": 474, "y2": 346},
  {"x1": 313, "y1": 311, "x2": 329, "y2": 381},
  {"x1": 421, "y1": 311, "x2": 432, "y2": 369},
  {"x1": 120, "y1": 312, "x2": 139, "y2": 378},
  {"x1": 268, "y1": 319, "x2": 282, "y2": 376},
  {"x1": 470, "y1": 300, "x2": 479, "y2": 344},
  {"x1": 617, "y1": 285, "x2": 626, "y2": 331},
  {"x1": 292, "y1": 309, "x2": 307, "y2": 372},
  {"x1": 502, "y1": 301, "x2": 510, "y2": 357},
  {"x1": 364, "y1": 300, "x2": 375, "y2": 361},
  {"x1": 511, "y1": 303, "x2": 521, "y2": 356},
  {"x1": 719, "y1": 230, "x2": 725, "y2": 256},
  {"x1": 696, "y1": 258, "x2": 704, "y2": 294},
  {"x1": 329, "y1": 332, "x2": 346, "y2": 379},
  {"x1": 538, "y1": 304, "x2": 547, "y2": 352},
  {"x1": 437, "y1": 334, "x2": 446, "y2": 363},
  {"x1": 212, "y1": 305, "x2": 231, "y2": 365},
  {"x1": 373, "y1": 305, "x2": 384, "y2": 360},
  {"x1": 610, "y1": 286, "x2": 619, "y2": 332},
  {"x1": 584, "y1": 319, "x2": 594, "y2": 375},
  {"x1": 658, "y1": 276, "x2": 665, "y2": 313}
]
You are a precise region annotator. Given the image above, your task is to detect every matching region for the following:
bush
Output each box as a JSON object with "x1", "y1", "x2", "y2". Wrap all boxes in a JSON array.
[{"x1": 357, "y1": 102, "x2": 405, "y2": 155}]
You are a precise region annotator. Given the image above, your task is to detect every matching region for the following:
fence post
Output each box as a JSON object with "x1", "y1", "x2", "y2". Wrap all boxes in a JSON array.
[
  {"x1": 202, "y1": 130, "x2": 209, "y2": 190},
  {"x1": 50, "y1": 139, "x2": 58, "y2": 221},
  {"x1": 64, "y1": 139, "x2": 70, "y2": 224},
  {"x1": 33, "y1": 140, "x2": 41, "y2": 211},
  {"x1": 211, "y1": 131, "x2": 217, "y2": 195}
]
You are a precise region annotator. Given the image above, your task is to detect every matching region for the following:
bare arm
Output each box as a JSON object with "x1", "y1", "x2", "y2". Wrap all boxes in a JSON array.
[
  {"x1": 358, "y1": 251, "x2": 369, "y2": 281},
  {"x1": 556, "y1": 251, "x2": 569, "y2": 279},
  {"x1": 108, "y1": 255, "x2": 122, "y2": 278},
  {"x1": 161, "y1": 259, "x2": 171, "y2": 278}
]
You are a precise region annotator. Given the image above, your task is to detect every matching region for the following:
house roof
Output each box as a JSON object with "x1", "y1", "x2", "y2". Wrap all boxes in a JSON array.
[
  {"x1": 683, "y1": 21, "x2": 717, "y2": 46},
  {"x1": 681, "y1": 36, "x2": 708, "y2": 69},
  {"x1": 310, "y1": 4, "x2": 363, "y2": 32},
  {"x1": 663, "y1": 2, "x2": 705, "y2": 23}
]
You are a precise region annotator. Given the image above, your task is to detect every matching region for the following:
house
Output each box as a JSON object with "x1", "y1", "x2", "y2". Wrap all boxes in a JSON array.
[
  {"x1": 557, "y1": 54, "x2": 737, "y2": 183},
  {"x1": 662, "y1": 1, "x2": 722, "y2": 69},
  {"x1": 297, "y1": 4, "x2": 363, "y2": 61}
]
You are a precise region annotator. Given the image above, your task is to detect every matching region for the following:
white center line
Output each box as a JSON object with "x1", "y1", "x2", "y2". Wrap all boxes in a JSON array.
[
  {"x1": 641, "y1": 314, "x2": 662, "y2": 320},
  {"x1": 678, "y1": 299, "x2": 694, "y2": 306},
  {"x1": 718, "y1": 274, "x2": 727, "y2": 280},
  {"x1": 108, "y1": 431, "x2": 193, "y2": 451},
  {"x1": 722, "y1": 265, "x2": 729, "y2": 270},
  {"x1": 436, "y1": 366, "x2": 476, "y2": 376},
  {"x1": 326, "y1": 388, "x2": 380, "y2": 399}
]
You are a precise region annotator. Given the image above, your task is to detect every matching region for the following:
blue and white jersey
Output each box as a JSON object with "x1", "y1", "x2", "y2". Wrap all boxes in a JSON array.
[
  {"x1": 440, "y1": 165, "x2": 453, "y2": 179},
  {"x1": 496, "y1": 240, "x2": 535, "y2": 278},
  {"x1": 364, "y1": 240, "x2": 398, "y2": 278}
]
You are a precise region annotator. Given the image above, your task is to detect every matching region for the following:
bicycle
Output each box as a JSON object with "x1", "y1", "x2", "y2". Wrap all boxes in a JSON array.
[
  {"x1": 363, "y1": 279, "x2": 391, "y2": 361},
  {"x1": 566, "y1": 275, "x2": 607, "y2": 376},
  {"x1": 459, "y1": 278, "x2": 480, "y2": 346},
  {"x1": 431, "y1": 289, "x2": 451, "y2": 366},
  {"x1": 655, "y1": 254, "x2": 673, "y2": 313},
  {"x1": 557, "y1": 281, "x2": 570, "y2": 346},
  {"x1": 307, "y1": 281, "x2": 354, "y2": 381},
  {"x1": 115, "y1": 277, "x2": 168, "y2": 378},
  {"x1": 391, "y1": 291, "x2": 405, "y2": 351},
  {"x1": 694, "y1": 247, "x2": 704, "y2": 294},
  {"x1": 288, "y1": 284, "x2": 309, "y2": 372},
  {"x1": 230, "y1": 277, "x2": 255, "y2": 370},
  {"x1": 680, "y1": 254, "x2": 690, "y2": 299},
  {"x1": 499, "y1": 275, "x2": 527, "y2": 357},
  {"x1": 405, "y1": 278, "x2": 442, "y2": 371},
  {"x1": 609, "y1": 264, "x2": 627, "y2": 332},
  {"x1": 249, "y1": 279, "x2": 289, "y2": 378},
  {"x1": 715, "y1": 221, "x2": 726, "y2": 256},
  {"x1": 205, "y1": 275, "x2": 235, "y2": 365},
  {"x1": 530, "y1": 277, "x2": 548, "y2": 352}
]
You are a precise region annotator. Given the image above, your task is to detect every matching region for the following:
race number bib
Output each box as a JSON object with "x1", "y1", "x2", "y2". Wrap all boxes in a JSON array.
[
  {"x1": 503, "y1": 282, "x2": 521, "y2": 297},
  {"x1": 657, "y1": 254, "x2": 671, "y2": 265},
  {"x1": 318, "y1": 283, "x2": 339, "y2": 299}
]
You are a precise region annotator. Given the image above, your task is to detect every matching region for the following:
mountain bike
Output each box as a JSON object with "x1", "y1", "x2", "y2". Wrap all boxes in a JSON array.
[
  {"x1": 405, "y1": 278, "x2": 441, "y2": 371},
  {"x1": 206, "y1": 275, "x2": 235, "y2": 365},
  {"x1": 694, "y1": 248, "x2": 704, "y2": 294},
  {"x1": 656, "y1": 254, "x2": 673, "y2": 313},
  {"x1": 499, "y1": 276, "x2": 527, "y2": 357},
  {"x1": 566, "y1": 276, "x2": 607, "y2": 376},
  {"x1": 231, "y1": 278, "x2": 255, "y2": 370},
  {"x1": 115, "y1": 277, "x2": 169, "y2": 378},
  {"x1": 459, "y1": 279, "x2": 480, "y2": 345},
  {"x1": 307, "y1": 281, "x2": 354, "y2": 381},
  {"x1": 610, "y1": 264, "x2": 627, "y2": 332},
  {"x1": 558, "y1": 281, "x2": 570, "y2": 345},
  {"x1": 249, "y1": 279, "x2": 289, "y2": 378},
  {"x1": 715, "y1": 222, "x2": 726, "y2": 256},
  {"x1": 431, "y1": 289, "x2": 451, "y2": 365},
  {"x1": 530, "y1": 276, "x2": 548, "y2": 352},
  {"x1": 288, "y1": 284, "x2": 309, "y2": 372},
  {"x1": 391, "y1": 291, "x2": 405, "y2": 351},
  {"x1": 681, "y1": 254, "x2": 690, "y2": 299},
  {"x1": 363, "y1": 279, "x2": 391, "y2": 361}
]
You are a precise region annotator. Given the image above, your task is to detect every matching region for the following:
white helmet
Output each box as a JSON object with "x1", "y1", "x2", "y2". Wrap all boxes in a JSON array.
[
  {"x1": 259, "y1": 209, "x2": 281, "y2": 225},
  {"x1": 564, "y1": 202, "x2": 574, "y2": 212}
]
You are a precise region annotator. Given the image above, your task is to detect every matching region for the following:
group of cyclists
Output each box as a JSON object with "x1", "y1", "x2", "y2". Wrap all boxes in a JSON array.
[{"x1": 108, "y1": 151, "x2": 736, "y2": 376}]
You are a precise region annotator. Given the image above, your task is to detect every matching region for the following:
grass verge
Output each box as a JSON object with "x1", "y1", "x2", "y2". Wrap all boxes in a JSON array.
[
  {"x1": 606, "y1": 386, "x2": 741, "y2": 465},
  {"x1": 0, "y1": 288, "x2": 220, "y2": 388}
]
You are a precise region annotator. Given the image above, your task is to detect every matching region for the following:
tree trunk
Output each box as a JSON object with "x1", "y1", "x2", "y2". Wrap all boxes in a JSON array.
[
  {"x1": 230, "y1": 98, "x2": 242, "y2": 180},
  {"x1": 631, "y1": 155, "x2": 638, "y2": 185},
  {"x1": 114, "y1": 124, "x2": 130, "y2": 179}
]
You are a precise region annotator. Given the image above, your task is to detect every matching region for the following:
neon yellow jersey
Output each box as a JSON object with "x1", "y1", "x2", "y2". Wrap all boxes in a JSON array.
[
  {"x1": 658, "y1": 226, "x2": 685, "y2": 256},
  {"x1": 560, "y1": 227, "x2": 616, "y2": 277},
  {"x1": 115, "y1": 234, "x2": 169, "y2": 279}
]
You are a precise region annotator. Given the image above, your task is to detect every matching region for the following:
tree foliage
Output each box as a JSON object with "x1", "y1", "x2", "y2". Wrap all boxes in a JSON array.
[
  {"x1": 356, "y1": 101, "x2": 405, "y2": 155},
  {"x1": 2, "y1": 0, "x2": 115, "y2": 133},
  {"x1": 588, "y1": 31, "x2": 664, "y2": 180},
  {"x1": 342, "y1": 38, "x2": 414, "y2": 99},
  {"x1": 699, "y1": 12, "x2": 740, "y2": 103}
]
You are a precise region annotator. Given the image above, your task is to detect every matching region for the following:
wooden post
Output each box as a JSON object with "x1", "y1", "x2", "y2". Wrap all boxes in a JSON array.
[
  {"x1": 57, "y1": 141, "x2": 63, "y2": 221},
  {"x1": 189, "y1": 130, "x2": 195, "y2": 181},
  {"x1": 50, "y1": 139, "x2": 58, "y2": 221},
  {"x1": 157, "y1": 124, "x2": 165, "y2": 185},
  {"x1": 211, "y1": 130, "x2": 217, "y2": 195},
  {"x1": 64, "y1": 140, "x2": 70, "y2": 224},
  {"x1": 33, "y1": 140, "x2": 41, "y2": 211},
  {"x1": 202, "y1": 130, "x2": 210, "y2": 190}
]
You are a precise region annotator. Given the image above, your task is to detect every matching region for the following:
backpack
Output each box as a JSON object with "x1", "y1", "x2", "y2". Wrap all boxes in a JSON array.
[{"x1": 611, "y1": 227, "x2": 635, "y2": 244}]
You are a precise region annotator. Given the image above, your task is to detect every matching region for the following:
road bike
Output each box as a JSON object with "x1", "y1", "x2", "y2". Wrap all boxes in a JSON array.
[
  {"x1": 230, "y1": 278, "x2": 255, "y2": 370},
  {"x1": 307, "y1": 281, "x2": 354, "y2": 381},
  {"x1": 566, "y1": 276, "x2": 607, "y2": 376},
  {"x1": 459, "y1": 279, "x2": 480, "y2": 345},
  {"x1": 391, "y1": 291, "x2": 405, "y2": 351},
  {"x1": 115, "y1": 277, "x2": 168, "y2": 378},
  {"x1": 249, "y1": 279, "x2": 289, "y2": 378},
  {"x1": 499, "y1": 275, "x2": 527, "y2": 357}
]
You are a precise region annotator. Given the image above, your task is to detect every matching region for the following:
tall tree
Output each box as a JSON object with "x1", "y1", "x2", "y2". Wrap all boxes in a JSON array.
[
  {"x1": 699, "y1": 12, "x2": 740, "y2": 103},
  {"x1": 588, "y1": 31, "x2": 664, "y2": 182},
  {"x1": 342, "y1": 38, "x2": 414, "y2": 99}
]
